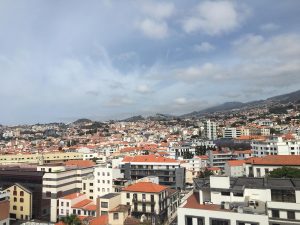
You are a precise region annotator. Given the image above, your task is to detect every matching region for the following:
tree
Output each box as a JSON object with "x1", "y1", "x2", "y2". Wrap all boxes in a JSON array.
[
  {"x1": 199, "y1": 168, "x2": 214, "y2": 178},
  {"x1": 269, "y1": 167, "x2": 300, "y2": 178},
  {"x1": 60, "y1": 214, "x2": 82, "y2": 225}
]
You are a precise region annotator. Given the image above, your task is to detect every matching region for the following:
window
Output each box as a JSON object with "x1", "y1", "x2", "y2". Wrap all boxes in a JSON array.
[
  {"x1": 14, "y1": 197, "x2": 17, "y2": 202},
  {"x1": 211, "y1": 218, "x2": 229, "y2": 225},
  {"x1": 151, "y1": 195, "x2": 154, "y2": 202},
  {"x1": 287, "y1": 211, "x2": 295, "y2": 220},
  {"x1": 233, "y1": 192, "x2": 243, "y2": 197},
  {"x1": 46, "y1": 192, "x2": 51, "y2": 197},
  {"x1": 113, "y1": 213, "x2": 119, "y2": 220},
  {"x1": 126, "y1": 193, "x2": 130, "y2": 199},
  {"x1": 185, "y1": 216, "x2": 193, "y2": 225},
  {"x1": 61, "y1": 209, "x2": 63, "y2": 214},
  {"x1": 61, "y1": 202, "x2": 64, "y2": 206},
  {"x1": 272, "y1": 209, "x2": 279, "y2": 218},
  {"x1": 20, "y1": 191, "x2": 24, "y2": 196},
  {"x1": 271, "y1": 190, "x2": 296, "y2": 203},
  {"x1": 90, "y1": 183, "x2": 93, "y2": 186},
  {"x1": 107, "y1": 172, "x2": 110, "y2": 176},
  {"x1": 101, "y1": 202, "x2": 108, "y2": 208},
  {"x1": 221, "y1": 192, "x2": 230, "y2": 196},
  {"x1": 20, "y1": 198, "x2": 24, "y2": 202},
  {"x1": 142, "y1": 194, "x2": 146, "y2": 200},
  {"x1": 142, "y1": 203, "x2": 146, "y2": 212},
  {"x1": 13, "y1": 205, "x2": 17, "y2": 210},
  {"x1": 13, "y1": 191, "x2": 17, "y2": 196},
  {"x1": 151, "y1": 204, "x2": 155, "y2": 213},
  {"x1": 107, "y1": 180, "x2": 110, "y2": 184},
  {"x1": 66, "y1": 202, "x2": 69, "y2": 207},
  {"x1": 20, "y1": 206, "x2": 23, "y2": 211}
]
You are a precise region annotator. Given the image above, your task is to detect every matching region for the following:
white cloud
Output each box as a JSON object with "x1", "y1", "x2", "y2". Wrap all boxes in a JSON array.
[
  {"x1": 136, "y1": 84, "x2": 152, "y2": 94},
  {"x1": 182, "y1": 1, "x2": 248, "y2": 35},
  {"x1": 138, "y1": 19, "x2": 169, "y2": 39},
  {"x1": 174, "y1": 97, "x2": 187, "y2": 105},
  {"x1": 141, "y1": 2, "x2": 174, "y2": 20},
  {"x1": 194, "y1": 42, "x2": 215, "y2": 52},
  {"x1": 260, "y1": 23, "x2": 280, "y2": 32}
]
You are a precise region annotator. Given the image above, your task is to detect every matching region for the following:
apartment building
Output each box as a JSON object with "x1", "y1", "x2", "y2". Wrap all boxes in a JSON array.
[
  {"x1": 251, "y1": 136, "x2": 300, "y2": 157},
  {"x1": 203, "y1": 120, "x2": 217, "y2": 140},
  {"x1": 94, "y1": 166, "x2": 123, "y2": 198},
  {"x1": 207, "y1": 150, "x2": 238, "y2": 169},
  {"x1": 178, "y1": 176, "x2": 300, "y2": 225},
  {"x1": 245, "y1": 155, "x2": 300, "y2": 177},
  {"x1": 223, "y1": 127, "x2": 241, "y2": 139},
  {"x1": 121, "y1": 182, "x2": 169, "y2": 224},
  {"x1": 0, "y1": 190, "x2": 10, "y2": 225},
  {"x1": 181, "y1": 156, "x2": 208, "y2": 184},
  {"x1": 5, "y1": 183, "x2": 32, "y2": 220},
  {"x1": 39, "y1": 162, "x2": 94, "y2": 222},
  {"x1": 120, "y1": 155, "x2": 185, "y2": 189}
]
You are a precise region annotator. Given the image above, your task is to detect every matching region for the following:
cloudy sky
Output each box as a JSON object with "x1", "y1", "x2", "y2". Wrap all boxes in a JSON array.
[{"x1": 0, "y1": 0, "x2": 300, "y2": 124}]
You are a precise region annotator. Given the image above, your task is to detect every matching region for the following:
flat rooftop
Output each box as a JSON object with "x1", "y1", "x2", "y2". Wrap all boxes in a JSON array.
[{"x1": 194, "y1": 177, "x2": 300, "y2": 190}]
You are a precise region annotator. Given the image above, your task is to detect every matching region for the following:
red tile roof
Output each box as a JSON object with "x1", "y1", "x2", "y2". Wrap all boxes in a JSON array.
[
  {"x1": 227, "y1": 160, "x2": 245, "y2": 166},
  {"x1": 122, "y1": 182, "x2": 167, "y2": 193},
  {"x1": 122, "y1": 155, "x2": 178, "y2": 163},
  {"x1": 62, "y1": 193, "x2": 84, "y2": 200},
  {"x1": 89, "y1": 215, "x2": 108, "y2": 225},
  {"x1": 72, "y1": 199, "x2": 93, "y2": 208},
  {"x1": 65, "y1": 160, "x2": 95, "y2": 167},
  {"x1": 83, "y1": 204, "x2": 97, "y2": 211},
  {"x1": 245, "y1": 155, "x2": 300, "y2": 166}
]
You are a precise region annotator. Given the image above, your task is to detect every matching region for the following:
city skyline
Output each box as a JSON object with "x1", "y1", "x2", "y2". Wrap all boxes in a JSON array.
[{"x1": 0, "y1": 0, "x2": 299, "y2": 124}]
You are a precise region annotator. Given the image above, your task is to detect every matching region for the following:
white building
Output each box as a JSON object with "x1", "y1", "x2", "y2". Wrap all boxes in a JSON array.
[
  {"x1": 93, "y1": 166, "x2": 123, "y2": 198},
  {"x1": 251, "y1": 136, "x2": 300, "y2": 157},
  {"x1": 203, "y1": 120, "x2": 217, "y2": 140},
  {"x1": 39, "y1": 162, "x2": 94, "y2": 222},
  {"x1": 245, "y1": 155, "x2": 300, "y2": 177},
  {"x1": 223, "y1": 127, "x2": 241, "y2": 139},
  {"x1": 178, "y1": 176, "x2": 300, "y2": 225}
]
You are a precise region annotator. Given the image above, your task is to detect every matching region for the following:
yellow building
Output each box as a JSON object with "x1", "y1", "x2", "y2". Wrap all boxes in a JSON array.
[{"x1": 5, "y1": 183, "x2": 32, "y2": 220}]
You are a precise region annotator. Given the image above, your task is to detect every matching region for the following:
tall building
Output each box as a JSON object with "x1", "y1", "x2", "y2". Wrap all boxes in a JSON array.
[
  {"x1": 203, "y1": 120, "x2": 217, "y2": 140},
  {"x1": 251, "y1": 136, "x2": 300, "y2": 157},
  {"x1": 120, "y1": 155, "x2": 185, "y2": 189}
]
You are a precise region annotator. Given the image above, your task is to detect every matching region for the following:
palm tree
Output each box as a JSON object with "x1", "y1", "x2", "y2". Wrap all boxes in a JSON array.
[{"x1": 60, "y1": 214, "x2": 82, "y2": 225}]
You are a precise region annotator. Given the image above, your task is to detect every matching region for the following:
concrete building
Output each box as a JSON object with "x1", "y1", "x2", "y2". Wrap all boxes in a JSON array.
[
  {"x1": 120, "y1": 155, "x2": 185, "y2": 189},
  {"x1": 5, "y1": 183, "x2": 32, "y2": 220},
  {"x1": 39, "y1": 162, "x2": 94, "y2": 222},
  {"x1": 178, "y1": 176, "x2": 300, "y2": 225},
  {"x1": 0, "y1": 190, "x2": 10, "y2": 225},
  {"x1": 251, "y1": 136, "x2": 300, "y2": 157},
  {"x1": 223, "y1": 127, "x2": 241, "y2": 139},
  {"x1": 208, "y1": 150, "x2": 238, "y2": 169},
  {"x1": 203, "y1": 120, "x2": 217, "y2": 140},
  {"x1": 94, "y1": 166, "x2": 124, "y2": 198}
]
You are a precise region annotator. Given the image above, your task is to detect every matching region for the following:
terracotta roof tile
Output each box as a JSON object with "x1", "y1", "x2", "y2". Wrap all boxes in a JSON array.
[
  {"x1": 227, "y1": 160, "x2": 246, "y2": 166},
  {"x1": 122, "y1": 182, "x2": 167, "y2": 193},
  {"x1": 62, "y1": 193, "x2": 84, "y2": 200},
  {"x1": 122, "y1": 155, "x2": 178, "y2": 163},
  {"x1": 65, "y1": 160, "x2": 95, "y2": 167},
  {"x1": 89, "y1": 215, "x2": 108, "y2": 225},
  {"x1": 72, "y1": 199, "x2": 93, "y2": 208},
  {"x1": 245, "y1": 155, "x2": 300, "y2": 166}
]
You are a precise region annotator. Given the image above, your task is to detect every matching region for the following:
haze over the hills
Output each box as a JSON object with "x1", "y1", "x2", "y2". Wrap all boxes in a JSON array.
[{"x1": 0, "y1": 0, "x2": 300, "y2": 124}]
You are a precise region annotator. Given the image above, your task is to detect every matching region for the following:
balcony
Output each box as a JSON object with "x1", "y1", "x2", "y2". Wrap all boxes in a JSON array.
[{"x1": 132, "y1": 198, "x2": 155, "y2": 204}]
